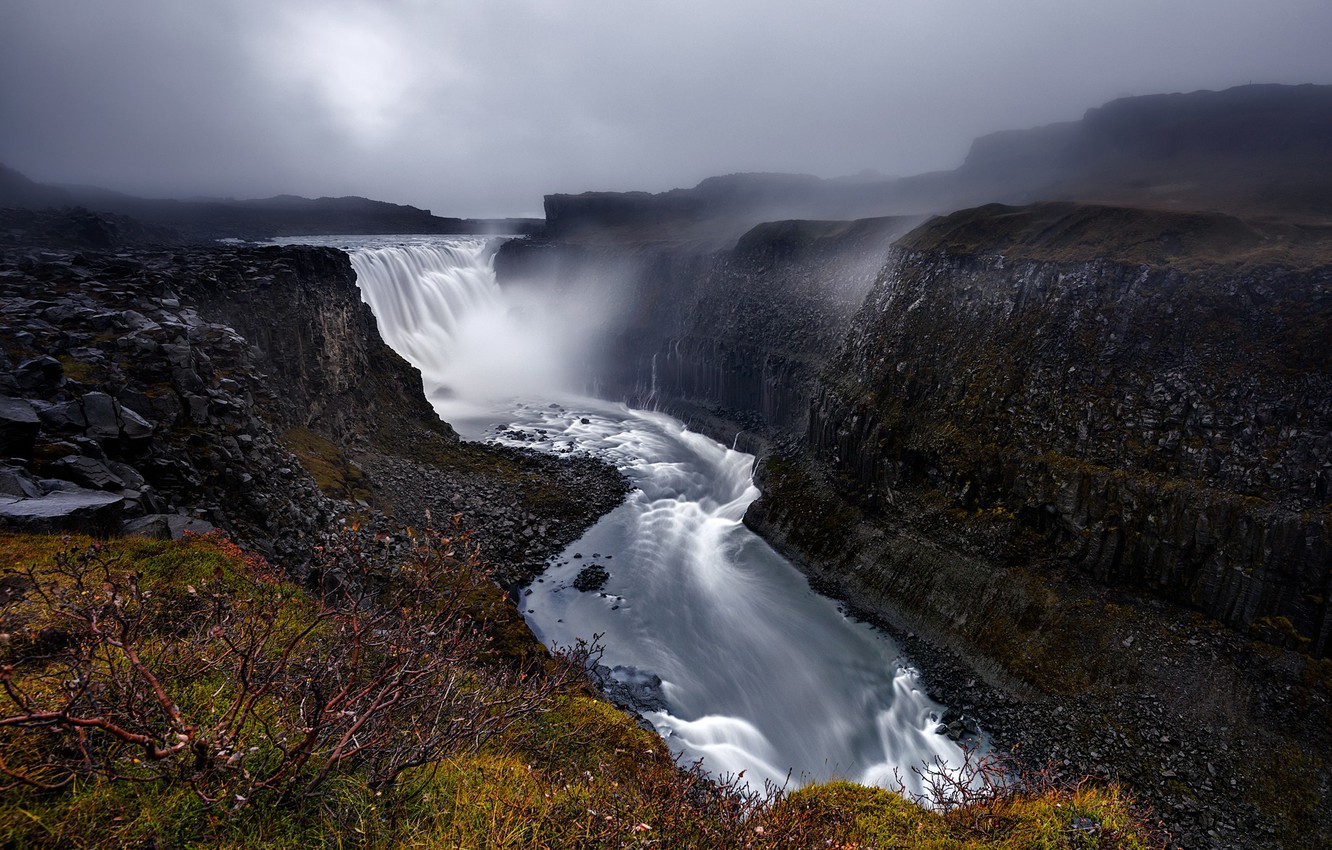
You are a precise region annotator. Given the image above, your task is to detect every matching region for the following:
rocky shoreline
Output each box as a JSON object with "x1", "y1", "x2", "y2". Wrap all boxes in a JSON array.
[{"x1": 835, "y1": 567, "x2": 1293, "y2": 850}]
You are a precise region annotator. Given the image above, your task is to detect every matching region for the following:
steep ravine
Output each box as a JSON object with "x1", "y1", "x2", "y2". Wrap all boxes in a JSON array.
[
  {"x1": 498, "y1": 201, "x2": 1332, "y2": 850},
  {"x1": 497, "y1": 215, "x2": 914, "y2": 436}
]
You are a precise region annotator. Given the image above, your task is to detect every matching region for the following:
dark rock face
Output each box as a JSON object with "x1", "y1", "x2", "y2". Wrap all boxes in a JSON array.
[
  {"x1": 0, "y1": 208, "x2": 628, "y2": 588},
  {"x1": 152, "y1": 243, "x2": 454, "y2": 450},
  {"x1": 807, "y1": 206, "x2": 1332, "y2": 656},
  {"x1": 497, "y1": 216, "x2": 914, "y2": 435},
  {"x1": 0, "y1": 233, "x2": 341, "y2": 557},
  {"x1": 648, "y1": 218, "x2": 914, "y2": 433}
]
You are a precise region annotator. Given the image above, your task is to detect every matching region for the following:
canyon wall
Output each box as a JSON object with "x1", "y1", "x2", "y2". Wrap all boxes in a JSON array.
[
  {"x1": 499, "y1": 202, "x2": 1332, "y2": 657},
  {"x1": 0, "y1": 209, "x2": 626, "y2": 581},
  {"x1": 808, "y1": 204, "x2": 1332, "y2": 655},
  {"x1": 498, "y1": 216, "x2": 912, "y2": 434}
]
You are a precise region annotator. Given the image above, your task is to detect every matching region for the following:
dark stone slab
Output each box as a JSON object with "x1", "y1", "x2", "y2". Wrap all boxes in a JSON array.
[{"x1": 0, "y1": 488, "x2": 124, "y2": 533}]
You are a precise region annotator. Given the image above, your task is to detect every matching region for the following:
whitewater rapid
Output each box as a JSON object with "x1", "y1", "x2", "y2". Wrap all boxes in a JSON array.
[{"x1": 286, "y1": 234, "x2": 970, "y2": 795}]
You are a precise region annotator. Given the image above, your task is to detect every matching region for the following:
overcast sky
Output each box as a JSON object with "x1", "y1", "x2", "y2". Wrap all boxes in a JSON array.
[{"x1": 2, "y1": 1, "x2": 1331, "y2": 217}]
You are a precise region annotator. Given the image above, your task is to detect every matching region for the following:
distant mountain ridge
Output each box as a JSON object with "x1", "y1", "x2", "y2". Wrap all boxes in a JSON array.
[
  {"x1": 6, "y1": 83, "x2": 1331, "y2": 241},
  {"x1": 0, "y1": 167, "x2": 541, "y2": 241},
  {"x1": 544, "y1": 83, "x2": 1332, "y2": 239}
]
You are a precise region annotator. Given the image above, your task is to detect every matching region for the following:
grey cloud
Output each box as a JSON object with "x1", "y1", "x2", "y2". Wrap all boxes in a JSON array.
[{"x1": 2, "y1": 0, "x2": 1331, "y2": 216}]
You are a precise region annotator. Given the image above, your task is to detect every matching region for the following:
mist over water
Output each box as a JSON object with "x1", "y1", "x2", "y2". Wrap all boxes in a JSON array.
[
  {"x1": 345, "y1": 237, "x2": 599, "y2": 425},
  {"x1": 316, "y1": 234, "x2": 970, "y2": 794}
]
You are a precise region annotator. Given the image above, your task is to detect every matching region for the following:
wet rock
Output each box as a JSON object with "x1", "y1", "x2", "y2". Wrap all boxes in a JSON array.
[
  {"x1": 49, "y1": 455, "x2": 125, "y2": 491},
  {"x1": 81, "y1": 391, "x2": 153, "y2": 442},
  {"x1": 14, "y1": 355, "x2": 62, "y2": 393},
  {"x1": 36, "y1": 399, "x2": 87, "y2": 434},
  {"x1": 0, "y1": 465, "x2": 41, "y2": 498},
  {"x1": 573, "y1": 563, "x2": 610, "y2": 592},
  {"x1": 591, "y1": 664, "x2": 668, "y2": 714},
  {"x1": 38, "y1": 392, "x2": 153, "y2": 444}
]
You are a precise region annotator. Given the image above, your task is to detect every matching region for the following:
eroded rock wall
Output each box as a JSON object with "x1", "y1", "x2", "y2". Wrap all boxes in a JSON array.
[
  {"x1": 0, "y1": 234, "x2": 340, "y2": 558},
  {"x1": 806, "y1": 230, "x2": 1332, "y2": 654},
  {"x1": 496, "y1": 217, "x2": 911, "y2": 435}
]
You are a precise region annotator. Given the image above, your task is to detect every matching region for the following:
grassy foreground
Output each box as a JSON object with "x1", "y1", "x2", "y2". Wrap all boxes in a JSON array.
[{"x1": 0, "y1": 530, "x2": 1162, "y2": 849}]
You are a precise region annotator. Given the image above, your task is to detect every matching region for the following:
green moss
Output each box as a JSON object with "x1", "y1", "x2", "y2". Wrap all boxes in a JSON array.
[
  {"x1": 0, "y1": 531, "x2": 1163, "y2": 849},
  {"x1": 1251, "y1": 615, "x2": 1312, "y2": 651},
  {"x1": 1245, "y1": 745, "x2": 1325, "y2": 848},
  {"x1": 758, "y1": 454, "x2": 863, "y2": 559},
  {"x1": 783, "y1": 780, "x2": 940, "y2": 838},
  {"x1": 56, "y1": 354, "x2": 101, "y2": 385},
  {"x1": 783, "y1": 780, "x2": 1160, "y2": 849},
  {"x1": 284, "y1": 426, "x2": 371, "y2": 502},
  {"x1": 464, "y1": 580, "x2": 546, "y2": 665},
  {"x1": 513, "y1": 694, "x2": 667, "y2": 778}
]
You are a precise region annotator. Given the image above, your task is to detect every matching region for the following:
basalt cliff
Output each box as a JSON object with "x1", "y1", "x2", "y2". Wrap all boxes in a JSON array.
[{"x1": 0, "y1": 207, "x2": 626, "y2": 584}]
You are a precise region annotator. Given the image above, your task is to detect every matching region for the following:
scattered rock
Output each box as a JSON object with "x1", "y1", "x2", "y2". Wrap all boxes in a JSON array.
[
  {"x1": 572, "y1": 562, "x2": 610, "y2": 592},
  {"x1": 123, "y1": 513, "x2": 217, "y2": 540}
]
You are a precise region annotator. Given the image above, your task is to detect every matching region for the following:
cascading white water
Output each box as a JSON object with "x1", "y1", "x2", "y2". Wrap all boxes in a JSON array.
[
  {"x1": 291, "y1": 234, "x2": 971, "y2": 795},
  {"x1": 347, "y1": 236, "x2": 594, "y2": 427}
]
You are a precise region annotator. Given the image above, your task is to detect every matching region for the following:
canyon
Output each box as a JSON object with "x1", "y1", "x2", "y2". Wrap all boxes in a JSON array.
[
  {"x1": 495, "y1": 198, "x2": 1332, "y2": 849},
  {"x1": 3, "y1": 83, "x2": 1332, "y2": 849}
]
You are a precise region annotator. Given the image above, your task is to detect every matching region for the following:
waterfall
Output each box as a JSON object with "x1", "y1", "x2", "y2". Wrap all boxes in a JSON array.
[
  {"x1": 307, "y1": 235, "x2": 971, "y2": 796},
  {"x1": 346, "y1": 236, "x2": 592, "y2": 430},
  {"x1": 349, "y1": 239, "x2": 503, "y2": 387}
]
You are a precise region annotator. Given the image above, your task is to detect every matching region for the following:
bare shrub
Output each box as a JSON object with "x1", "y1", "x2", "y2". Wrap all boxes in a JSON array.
[{"x1": 0, "y1": 528, "x2": 587, "y2": 811}]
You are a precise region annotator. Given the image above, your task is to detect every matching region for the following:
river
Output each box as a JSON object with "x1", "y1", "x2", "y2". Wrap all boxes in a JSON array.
[{"x1": 286, "y1": 234, "x2": 968, "y2": 796}]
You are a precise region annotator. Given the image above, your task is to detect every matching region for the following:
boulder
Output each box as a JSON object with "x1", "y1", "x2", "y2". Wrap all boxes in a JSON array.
[
  {"x1": 0, "y1": 396, "x2": 40, "y2": 457},
  {"x1": 36, "y1": 392, "x2": 154, "y2": 444},
  {"x1": 49, "y1": 455, "x2": 125, "y2": 491},
  {"x1": 13, "y1": 355, "x2": 62, "y2": 393},
  {"x1": 79, "y1": 392, "x2": 124, "y2": 441},
  {"x1": 0, "y1": 488, "x2": 124, "y2": 534},
  {"x1": 81, "y1": 392, "x2": 153, "y2": 443},
  {"x1": 36, "y1": 399, "x2": 87, "y2": 434},
  {"x1": 590, "y1": 664, "x2": 668, "y2": 713},
  {"x1": 0, "y1": 466, "x2": 40, "y2": 498}
]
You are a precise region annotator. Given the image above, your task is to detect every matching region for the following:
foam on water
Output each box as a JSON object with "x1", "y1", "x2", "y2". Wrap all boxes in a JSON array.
[{"x1": 291, "y1": 234, "x2": 976, "y2": 795}]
